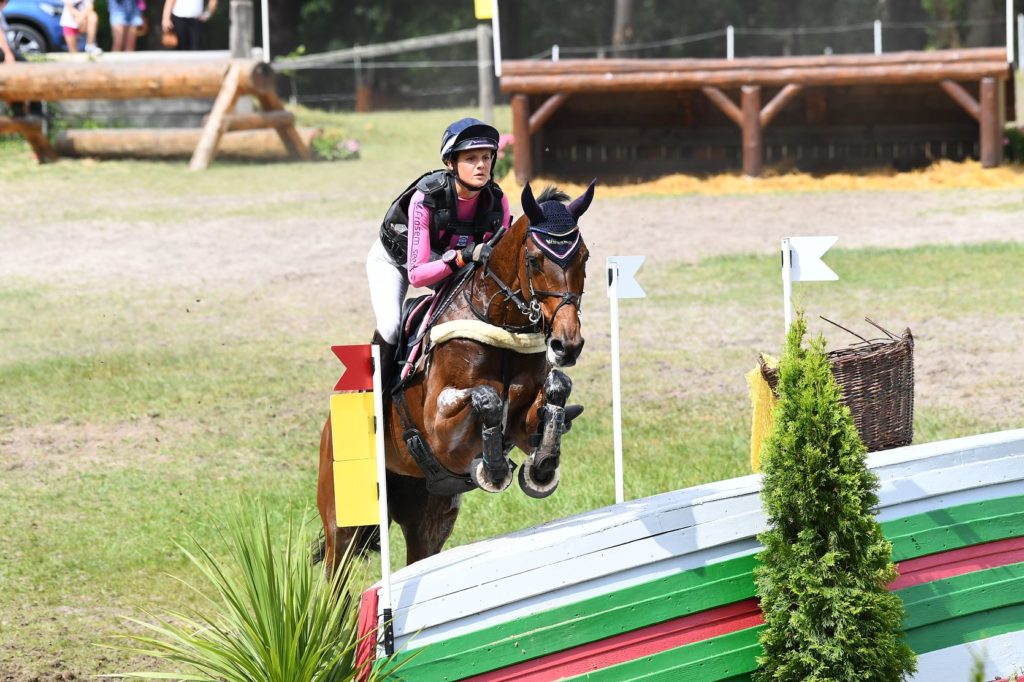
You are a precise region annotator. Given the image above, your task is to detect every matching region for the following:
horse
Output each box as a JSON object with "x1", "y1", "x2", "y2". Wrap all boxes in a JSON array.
[{"x1": 317, "y1": 181, "x2": 593, "y2": 571}]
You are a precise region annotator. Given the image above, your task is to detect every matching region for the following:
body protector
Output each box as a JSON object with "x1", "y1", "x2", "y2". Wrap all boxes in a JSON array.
[{"x1": 379, "y1": 170, "x2": 505, "y2": 264}]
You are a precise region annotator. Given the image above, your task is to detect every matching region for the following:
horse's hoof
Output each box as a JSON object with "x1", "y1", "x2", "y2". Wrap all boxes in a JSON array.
[
  {"x1": 470, "y1": 456, "x2": 514, "y2": 493},
  {"x1": 518, "y1": 456, "x2": 560, "y2": 499}
]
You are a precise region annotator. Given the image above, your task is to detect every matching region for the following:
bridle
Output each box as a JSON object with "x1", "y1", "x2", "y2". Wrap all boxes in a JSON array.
[{"x1": 465, "y1": 226, "x2": 584, "y2": 336}]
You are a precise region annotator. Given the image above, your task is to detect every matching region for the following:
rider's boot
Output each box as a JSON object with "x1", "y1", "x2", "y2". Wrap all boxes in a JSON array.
[{"x1": 372, "y1": 330, "x2": 399, "y2": 392}]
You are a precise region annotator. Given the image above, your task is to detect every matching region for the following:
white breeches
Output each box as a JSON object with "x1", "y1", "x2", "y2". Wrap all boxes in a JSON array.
[{"x1": 366, "y1": 238, "x2": 408, "y2": 344}]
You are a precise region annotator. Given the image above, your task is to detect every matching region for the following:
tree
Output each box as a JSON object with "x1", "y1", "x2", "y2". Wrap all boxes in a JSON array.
[{"x1": 754, "y1": 317, "x2": 916, "y2": 682}]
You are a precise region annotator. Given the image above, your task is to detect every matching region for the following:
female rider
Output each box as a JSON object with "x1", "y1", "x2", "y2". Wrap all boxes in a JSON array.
[{"x1": 367, "y1": 117, "x2": 512, "y2": 386}]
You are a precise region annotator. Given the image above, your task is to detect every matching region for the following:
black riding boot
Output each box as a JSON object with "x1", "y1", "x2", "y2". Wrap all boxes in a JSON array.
[{"x1": 372, "y1": 331, "x2": 399, "y2": 392}]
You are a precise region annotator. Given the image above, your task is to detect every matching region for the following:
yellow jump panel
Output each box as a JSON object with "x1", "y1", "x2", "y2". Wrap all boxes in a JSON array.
[{"x1": 330, "y1": 392, "x2": 379, "y2": 527}]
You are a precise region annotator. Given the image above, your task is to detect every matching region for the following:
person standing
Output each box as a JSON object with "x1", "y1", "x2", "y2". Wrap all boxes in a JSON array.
[
  {"x1": 108, "y1": 0, "x2": 144, "y2": 51},
  {"x1": 1, "y1": 0, "x2": 45, "y2": 116},
  {"x1": 59, "y1": 0, "x2": 102, "y2": 54},
  {"x1": 161, "y1": 0, "x2": 216, "y2": 51}
]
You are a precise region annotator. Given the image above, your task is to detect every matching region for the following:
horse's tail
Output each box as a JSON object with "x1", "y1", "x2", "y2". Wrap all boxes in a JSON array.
[{"x1": 311, "y1": 531, "x2": 326, "y2": 565}]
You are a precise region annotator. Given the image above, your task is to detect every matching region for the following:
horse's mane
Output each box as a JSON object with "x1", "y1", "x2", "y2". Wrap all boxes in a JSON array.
[{"x1": 536, "y1": 186, "x2": 570, "y2": 204}]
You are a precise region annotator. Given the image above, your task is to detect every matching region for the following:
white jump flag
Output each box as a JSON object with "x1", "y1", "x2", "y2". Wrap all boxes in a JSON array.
[
  {"x1": 782, "y1": 236, "x2": 838, "y2": 331},
  {"x1": 607, "y1": 256, "x2": 646, "y2": 505}
]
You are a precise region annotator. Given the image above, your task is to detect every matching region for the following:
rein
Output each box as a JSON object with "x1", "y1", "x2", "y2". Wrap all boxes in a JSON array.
[{"x1": 464, "y1": 227, "x2": 583, "y2": 336}]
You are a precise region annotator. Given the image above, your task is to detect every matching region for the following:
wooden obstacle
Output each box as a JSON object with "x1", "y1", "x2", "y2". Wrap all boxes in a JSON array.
[
  {"x1": 0, "y1": 58, "x2": 310, "y2": 169},
  {"x1": 0, "y1": 115, "x2": 57, "y2": 162},
  {"x1": 500, "y1": 47, "x2": 1011, "y2": 180},
  {"x1": 55, "y1": 125, "x2": 322, "y2": 161},
  {"x1": 357, "y1": 429, "x2": 1024, "y2": 681}
]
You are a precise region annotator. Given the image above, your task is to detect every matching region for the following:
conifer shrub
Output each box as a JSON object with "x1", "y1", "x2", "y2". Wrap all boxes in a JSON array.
[{"x1": 754, "y1": 316, "x2": 916, "y2": 682}]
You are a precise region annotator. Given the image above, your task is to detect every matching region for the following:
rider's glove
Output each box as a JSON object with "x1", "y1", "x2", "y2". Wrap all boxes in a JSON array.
[{"x1": 460, "y1": 243, "x2": 492, "y2": 266}]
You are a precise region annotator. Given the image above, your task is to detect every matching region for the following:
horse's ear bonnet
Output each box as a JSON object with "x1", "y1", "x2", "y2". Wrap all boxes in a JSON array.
[{"x1": 521, "y1": 180, "x2": 596, "y2": 267}]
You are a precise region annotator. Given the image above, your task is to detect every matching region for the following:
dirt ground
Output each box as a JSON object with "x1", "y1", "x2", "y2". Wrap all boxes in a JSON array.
[{"x1": 4, "y1": 185, "x2": 1023, "y2": 424}]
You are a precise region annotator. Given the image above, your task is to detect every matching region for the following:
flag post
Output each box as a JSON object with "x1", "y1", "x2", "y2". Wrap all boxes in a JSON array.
[
  {"x1": 781, "y1": 238, "x2": 793, "y2": 333},
  {"x1": 370, "y1": 344, "x2": 393, "y2": 656},
  {"x1": 606, "y1": 256, "x2": 646, "y2": 505},
  {"x1": 781, "y1": 236, "x2": 839, "y2": 334}
]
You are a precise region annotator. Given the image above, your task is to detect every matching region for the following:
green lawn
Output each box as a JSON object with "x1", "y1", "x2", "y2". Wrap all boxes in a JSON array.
[{"x1": 1, "y1": 106, "x2": 1022, "y2": 677}]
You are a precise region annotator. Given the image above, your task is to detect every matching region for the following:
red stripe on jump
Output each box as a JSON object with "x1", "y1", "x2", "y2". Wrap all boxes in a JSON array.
[
  {"x1": 355, "y1": 587, "x2": 378, "y2": 682},
  {"x1": 456, "y1": 537, "x2": 1024, "y2": 682},
  {"x1": 466, "y1": 599, "x2": 764, "y2": 682},
  {"x1": 889, "y1": 535, "x2": 1024, "y2": 590}
]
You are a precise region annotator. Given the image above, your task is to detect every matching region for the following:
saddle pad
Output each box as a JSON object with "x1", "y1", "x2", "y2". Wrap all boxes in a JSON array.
[{"x1": 430, "y1": 320, "x2": 547, "y2": 354}]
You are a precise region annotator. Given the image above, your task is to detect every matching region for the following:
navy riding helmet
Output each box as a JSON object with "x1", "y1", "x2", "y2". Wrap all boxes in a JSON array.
[{"x1": 440, "y1": 117, "x2": 500, "y2": 164}]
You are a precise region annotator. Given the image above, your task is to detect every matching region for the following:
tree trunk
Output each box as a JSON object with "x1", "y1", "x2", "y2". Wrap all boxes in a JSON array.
[{"x1": 611, "y1": 0, "x2": 634, "y2": 53}]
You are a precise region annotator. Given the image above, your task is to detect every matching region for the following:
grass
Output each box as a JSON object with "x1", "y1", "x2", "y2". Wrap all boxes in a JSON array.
[{"x1": 1, "y1": 105, "x2": 1023, "y2": 677}]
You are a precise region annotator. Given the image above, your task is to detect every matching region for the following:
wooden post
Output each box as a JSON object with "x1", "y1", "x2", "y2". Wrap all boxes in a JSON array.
[
  {"x1": 190, "y1": 64, "x2": 242, "y2": 170},
  {"x1": 229, "y1": 0, "x2": 254, "y2": 58},
  {"x1": 256, "y1": 90, "x2": 312, "y2": 160},
  {"x1": 979, "y1": 76, "x2": 1001, "y2": 167},
  {"x1": 0, "y1": 115, "x2": 57, "y2": 162},
  {"x1": 741, "y1": 85, "x2": 763, "y2": 177},
  {"x1": 477, "y1": 22, "x2": 494, "y2": 123},
  {"x1": 511, "y1": 93, "x2": 531, "y2": 183}
]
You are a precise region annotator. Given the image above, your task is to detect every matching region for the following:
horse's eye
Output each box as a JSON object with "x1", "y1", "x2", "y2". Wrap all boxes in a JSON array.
[{"x1": 527, "y1": 253, "x2": 541, "y2": 267}]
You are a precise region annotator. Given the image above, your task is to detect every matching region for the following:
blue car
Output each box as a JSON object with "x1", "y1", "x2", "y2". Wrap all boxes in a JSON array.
[{"x1": 2, "y1": 0, "x2": 65, "y2": 54}]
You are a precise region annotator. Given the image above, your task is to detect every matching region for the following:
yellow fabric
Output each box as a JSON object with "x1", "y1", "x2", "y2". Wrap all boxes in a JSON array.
[
  {"x1": 747, "y1": 359, "x2": 778, "y2": 473},
  {"x1": 430, "y1": 319, "x2": 548, "y2": 354}
]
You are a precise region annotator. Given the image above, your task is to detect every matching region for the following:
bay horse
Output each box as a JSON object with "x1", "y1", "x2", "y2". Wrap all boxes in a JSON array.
[{"x1": 317, "y1": 181, "x2": 593, "y2": 571}]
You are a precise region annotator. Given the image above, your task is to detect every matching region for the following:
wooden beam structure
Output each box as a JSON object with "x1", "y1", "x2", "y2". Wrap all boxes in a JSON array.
[
  {"x1": 0, "y1": 115, "x2": 57, "y2": 162},
  {"x1": 500, "y1": 47, "x2": 1011, "y2": 180},
  {"x1": 55, "y1": 126, "x2": 322, "y2": 160},
  {"x1": 0, "y1": 58, "x2": 310, "y2": 169}
]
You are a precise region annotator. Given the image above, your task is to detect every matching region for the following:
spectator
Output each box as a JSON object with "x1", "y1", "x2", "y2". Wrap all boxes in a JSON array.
[
  {"x1": 60, "y1": 0, "x2": 102, "y2": 55},
  {"x1": 1, "y1": 0, "x2": 43, "y2": 117},
  {"x1": 162, "y1": 0, "x2": 216, "y2": 51},
  {"x1": 109, "y1": 0, "x2": 144, "y2": 51}
]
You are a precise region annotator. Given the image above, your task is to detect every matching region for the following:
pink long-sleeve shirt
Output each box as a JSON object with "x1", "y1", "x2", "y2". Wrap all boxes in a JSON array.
[{"x1": 406, "y1": 189, "x2": 511, "y2": 288}]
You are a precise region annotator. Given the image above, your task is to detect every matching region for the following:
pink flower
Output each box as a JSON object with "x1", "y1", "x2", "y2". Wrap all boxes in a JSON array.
[
  {"x1": 346, "y1": 139, "x2": 361, "y2": 152},
  {"x1": 497, "y1": 134, "x2": 513, "y2": 159}
]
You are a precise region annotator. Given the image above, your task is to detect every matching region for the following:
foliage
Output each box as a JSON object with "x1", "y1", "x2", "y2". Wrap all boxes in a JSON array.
[
  {"x1": 107, "y1": 504, "x2": 382, "y2": 682},
  {"x1": 311, "y1": 129, "x2": 362, "y2": 161},
  {"x1": 493, "y1": 133, "x2": 514, "y2": 180},
  {"x1": 753, "y1": 316, "x2": 916, "y2": 682},
  {"x1": 1005, "y1": 128, "x2": 1024, "y2": 165}
]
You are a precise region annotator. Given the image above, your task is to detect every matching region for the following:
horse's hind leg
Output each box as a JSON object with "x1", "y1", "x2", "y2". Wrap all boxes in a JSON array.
[
  {"x1": 519, "y1": 369, "x2": 577, "y2": 499},
  {"x1": 467, "y1": 385, "x2": 515, "y2": 493}
]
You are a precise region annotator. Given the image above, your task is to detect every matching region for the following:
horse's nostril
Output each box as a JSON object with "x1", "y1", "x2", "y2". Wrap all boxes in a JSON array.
[{"x1": 550, "y1": 339, "x2": 565, "y2": 354}]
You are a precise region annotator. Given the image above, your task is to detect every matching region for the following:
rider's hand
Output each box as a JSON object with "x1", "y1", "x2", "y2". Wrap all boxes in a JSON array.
[{"x1": 461, "y1": 243, "x2": 492, "y2": 265}]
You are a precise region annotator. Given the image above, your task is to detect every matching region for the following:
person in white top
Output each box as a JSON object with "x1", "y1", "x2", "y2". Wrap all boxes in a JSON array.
[
  {"x1": 59, "y1": 0, "x2": 102, "y2": 55},
  {"x1": 161, "y1": 0, "x2": 217, "y2": 51}
]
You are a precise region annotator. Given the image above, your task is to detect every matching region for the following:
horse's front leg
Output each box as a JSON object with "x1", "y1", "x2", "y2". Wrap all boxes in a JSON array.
[
  {"x1": 517, "y1": 369, "x2": 582, "y2": 499},
  {"x1": 428, "y1": 384, "x2": 514, "y2": 493}
]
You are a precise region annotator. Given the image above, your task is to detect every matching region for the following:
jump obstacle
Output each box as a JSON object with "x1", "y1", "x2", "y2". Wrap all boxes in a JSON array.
[
  {"x1": 356, "y1": 428, "x2": 1024, "y2": 681},
  {"x1": 0, "y1": 58, "x2": 310, "y2": 169}
]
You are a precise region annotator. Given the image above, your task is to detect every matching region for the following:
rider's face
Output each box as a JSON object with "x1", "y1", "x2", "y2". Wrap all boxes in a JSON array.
[{"x1": 450, "y1": 149, "x2": 494, "y2": 187}]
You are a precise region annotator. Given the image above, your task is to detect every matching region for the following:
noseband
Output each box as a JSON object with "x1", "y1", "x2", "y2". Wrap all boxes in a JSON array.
[{"x1": 465, "y1": 227, "x2": 584, "y2": 336}]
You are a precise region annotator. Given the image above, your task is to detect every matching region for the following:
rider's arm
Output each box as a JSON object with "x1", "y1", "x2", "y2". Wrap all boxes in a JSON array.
[{"x1": 406, "y1": 191, "x2": 455, "y2": 288}]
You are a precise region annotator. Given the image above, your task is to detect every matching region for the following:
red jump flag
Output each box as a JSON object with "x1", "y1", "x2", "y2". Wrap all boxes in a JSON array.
[{"x1": 331, "y1": 344, "x2": 374, "y2": 392}]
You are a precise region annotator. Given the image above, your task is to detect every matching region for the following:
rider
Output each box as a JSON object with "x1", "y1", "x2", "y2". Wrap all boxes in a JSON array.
[{"x1": 367, "y1": 117, "x2": 513, "y2": 386}]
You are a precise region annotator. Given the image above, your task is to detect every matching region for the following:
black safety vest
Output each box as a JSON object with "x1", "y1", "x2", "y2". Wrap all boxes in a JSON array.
[{"x1": 379, "y1": 170, "x2": 504, "y2": 264}]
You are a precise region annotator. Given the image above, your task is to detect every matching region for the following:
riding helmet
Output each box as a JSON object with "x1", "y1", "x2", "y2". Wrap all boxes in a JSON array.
[{"x1": 440, "y1": 117, "x2": 500, "y2": 163}]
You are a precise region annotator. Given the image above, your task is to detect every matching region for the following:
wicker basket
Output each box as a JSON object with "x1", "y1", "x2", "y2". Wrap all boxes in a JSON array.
[{"x1": 760, "y1": 320, "x2": 914, "y2": 453}]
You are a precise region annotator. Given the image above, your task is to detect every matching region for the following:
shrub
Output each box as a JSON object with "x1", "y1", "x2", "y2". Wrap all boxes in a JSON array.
[
  {"x1": 108, "y1": 504, "x2": 387, "y2": 681},
  {"x1": 312, "y1": 129, "x2": 361, "y2": 161},
  {"x1": 1004, "y1": 128, "x2": 1024, "y2": 164},
  {"x1": 493, "y1": 133, "x2": 514, "y2": 180},
  {"x1": 754, "y1": 316, "x2": 916, "y2": 682}
]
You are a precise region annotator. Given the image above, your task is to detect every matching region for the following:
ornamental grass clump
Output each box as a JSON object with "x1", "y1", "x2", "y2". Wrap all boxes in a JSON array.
[
  {"x1": 108, "y1": 504, "x2": 385, "y2": 682},
  {"x1": 754, "y1": 316, "x2": 916, "y2": 682}
]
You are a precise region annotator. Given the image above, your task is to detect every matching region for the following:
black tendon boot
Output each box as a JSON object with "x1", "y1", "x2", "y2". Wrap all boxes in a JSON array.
[{"x1": 371, "y1": 331, "x2": 399, "y2": 392}]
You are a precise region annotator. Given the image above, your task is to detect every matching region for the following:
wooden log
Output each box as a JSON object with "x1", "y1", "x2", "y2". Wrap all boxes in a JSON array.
[
  {"x1": 0, "y1": 114, "x2": 57, "y2": 162},
  {"x1": 939, "y1": 79, "x2": 981, "y2": 121},
  {"x1": 760, "y1": 83, "x2": 803, "y2": 127},
  {"x1": 221, "y1": 109, "x2": 295, "y2": 131},
  {"x1": 511, "y1": 93, "x2": 531, "y2": 183},
  {"x1": 529, "y1": 93, "x2": 569, "y2": 135},
  {"x1": 54, "y1": 126, "x2": 322, "y2": 160},
  {"x1": 190, "y1": 63, "x2": 242, "y2": 171},
  {"x1": 701, "y1": 86, "x2": 742, "y2": 127},
  {"x1": 500, "y1": 61, "x2": 1010, "y2": 94},
  {"x1": 256, "y1": 90, "x2": 312, "y2": 161},
  {"x1": 501, "y1": 48, "x2": 1007, "y2": 76},
  {"x1": 979, "y1": 77, "x2": 1001, "y2": 168},
  {"x1": 741, "y1": 85, "x2": 763, "y2": 177},
  {"x1": 0, "y1": 59, "x2": 274, "y2": 101}
]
